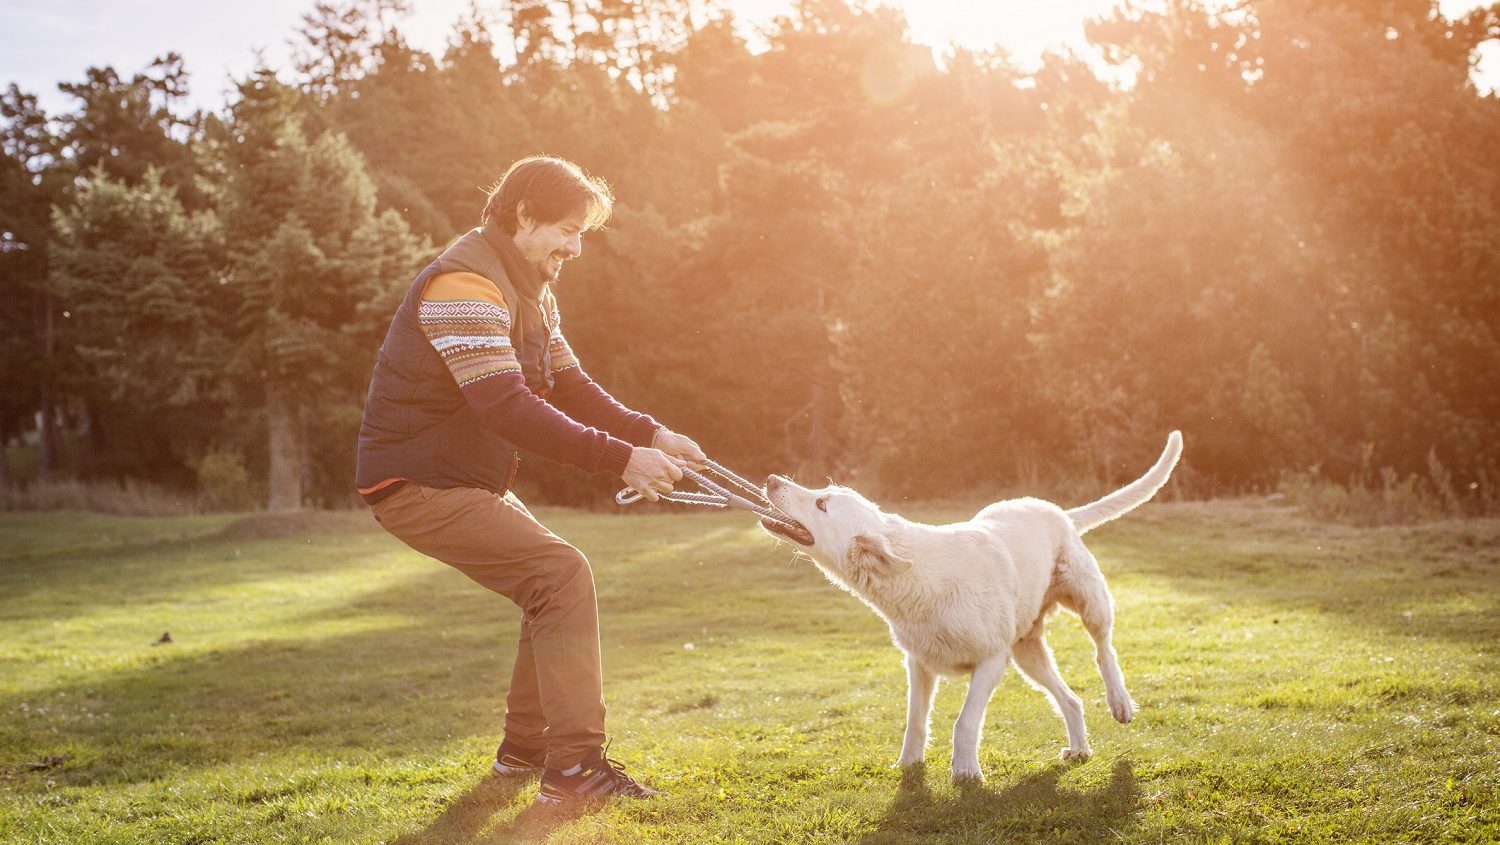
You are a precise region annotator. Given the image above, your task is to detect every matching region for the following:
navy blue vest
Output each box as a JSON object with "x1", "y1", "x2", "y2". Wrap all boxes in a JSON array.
[{"x1": 355, "y1": 225, "x2": 556, "y2": 496}]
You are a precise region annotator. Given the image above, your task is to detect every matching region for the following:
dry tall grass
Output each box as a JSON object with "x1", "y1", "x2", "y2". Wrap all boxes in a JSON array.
[{"x1": 0, "y1": 480, "x2": 197, "y2": 516}]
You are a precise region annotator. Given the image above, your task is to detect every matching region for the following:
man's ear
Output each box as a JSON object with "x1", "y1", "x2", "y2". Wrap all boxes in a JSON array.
[
  {"x1": 846, "y1": 534, "x2": 913, "y2": 577},
  {"x1": 515, "y1": 200, "x2": 534, "y2": 231}
]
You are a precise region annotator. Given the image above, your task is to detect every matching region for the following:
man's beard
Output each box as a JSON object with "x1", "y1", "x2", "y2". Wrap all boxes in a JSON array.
[{"x1": 537, "y1": 252, "x2": 565, "y2": 282}]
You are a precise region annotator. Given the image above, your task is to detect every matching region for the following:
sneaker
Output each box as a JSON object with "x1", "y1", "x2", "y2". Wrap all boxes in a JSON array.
[
  {"x1": 535, "y1": 746, "x2": 664, "y2": 804},
  {"x1": 491, "y1": 738, "x2": 546, "y2": 776}
]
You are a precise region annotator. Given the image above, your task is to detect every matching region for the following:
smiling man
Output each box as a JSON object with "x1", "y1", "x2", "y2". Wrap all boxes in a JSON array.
[{"x1": 355, "y1": 155, "x2": 704, "y2": 804}]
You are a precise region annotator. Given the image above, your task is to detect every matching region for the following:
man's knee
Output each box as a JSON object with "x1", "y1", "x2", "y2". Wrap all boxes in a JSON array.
[
  {"x1": 525, "y1": 545, "x2": 596, "y2": 616},
  {"x1": 552, "y1": 547, "x2": 595, "y2": 595}
]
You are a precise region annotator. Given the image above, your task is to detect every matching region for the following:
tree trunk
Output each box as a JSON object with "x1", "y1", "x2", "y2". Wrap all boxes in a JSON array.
[
  {"x1": 36, "y1": 402, "x2": 56, "y2": 483},
  {"x1": 0, "y1": 434, "x2": 10, "y2": 489},
  {"x1": 266, "y1": 380, "x2": 303, "y2": 510},
  {"x1": 37, "y1": 292, "x2": 56, "y2": 483},
  {"x1": 299, "y1": 401, "x2": 316, "y2": 508}
]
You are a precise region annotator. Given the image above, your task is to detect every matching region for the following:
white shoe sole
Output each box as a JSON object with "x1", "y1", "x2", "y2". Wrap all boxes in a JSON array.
[{"x1": 492, "y1": 761, "x2": 539, "y2": 777}]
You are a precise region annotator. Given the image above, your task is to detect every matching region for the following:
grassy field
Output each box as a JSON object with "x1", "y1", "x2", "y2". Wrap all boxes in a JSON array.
[{"x1": 1, "y1": 499, "x2": 1497, "y2": 844}]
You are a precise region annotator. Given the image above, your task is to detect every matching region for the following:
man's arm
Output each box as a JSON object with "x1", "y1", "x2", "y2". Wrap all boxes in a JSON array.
[
  {"x1": 544, "y1": 321, "x2": 706, "y2": 466},
  {"x1": 420, "y1": 272, "x2": 634, "y2": 475},
  {"x1": 547, "y1": 365, "x2": 661, "y2": 447}
]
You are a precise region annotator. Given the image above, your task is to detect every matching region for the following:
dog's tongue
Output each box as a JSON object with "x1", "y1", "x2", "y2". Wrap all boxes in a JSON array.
[{"x1": 762, "y1": 516, "x2": 815, "y2": 547}]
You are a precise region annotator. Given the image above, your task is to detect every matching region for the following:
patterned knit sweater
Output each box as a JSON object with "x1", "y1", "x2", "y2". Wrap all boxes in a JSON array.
[{"x1": 417, "y1": 271, "x2": 659, "y2": 478}]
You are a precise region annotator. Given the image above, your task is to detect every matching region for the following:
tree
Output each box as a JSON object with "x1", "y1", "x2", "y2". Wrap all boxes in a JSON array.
[
  {"x1": 214, "y1": 70, "x2": 424, "y2": 508},
  {"x1": 1044, "y1": 0, "x2": 1500, "y2": 491},
  {"x1": 320, "y1": 8, "x2": 526, "y2": 241},
  {"x1": 503, "y1": 0, "x2": 569, "y2": 67},
  {"x1": 293, "y1": 0, "x2": 412, "y2": 102},
  {"x1": 55, "y1": 56, "x2": 202, "y2": 207},
  {"x1": 47, "y1": 168, "x2": 226, "y2": 485},
  {"x1": 0, "y1": 85, "x2": 61, "y2": 485}
]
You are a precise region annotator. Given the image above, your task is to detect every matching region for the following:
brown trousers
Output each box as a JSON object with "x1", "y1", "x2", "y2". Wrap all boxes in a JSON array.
[{"x1": 370, "y1": 482, "x2": 605, "y2": 769}]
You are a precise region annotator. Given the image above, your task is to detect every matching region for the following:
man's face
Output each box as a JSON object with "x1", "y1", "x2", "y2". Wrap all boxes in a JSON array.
[{"x1": 511, "y1": 208, "x2": 587, "y2": 283}]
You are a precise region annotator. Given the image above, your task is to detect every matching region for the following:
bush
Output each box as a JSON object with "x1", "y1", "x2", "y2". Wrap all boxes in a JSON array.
[
  {"x1": 1277, "y1": 445, "x2": 1497, "y2": 525},
  {"x1": 196, "y1": 451, "x2": 256, "y2": 512}
]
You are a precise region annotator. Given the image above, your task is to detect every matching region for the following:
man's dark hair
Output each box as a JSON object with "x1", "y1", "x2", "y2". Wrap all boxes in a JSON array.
[{"x1": 481, "y1": 155, "x2": 614, "y2": 234}]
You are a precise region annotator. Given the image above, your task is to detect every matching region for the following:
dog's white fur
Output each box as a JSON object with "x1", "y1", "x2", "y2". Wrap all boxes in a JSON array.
[{"x1": 763, "y1": 432, "x2": 1182, "y2": 782}]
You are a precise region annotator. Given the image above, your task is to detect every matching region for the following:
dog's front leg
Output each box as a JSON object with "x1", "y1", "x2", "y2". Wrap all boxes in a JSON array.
[
  {"x1": 898, "y1": 654, "x2": 938, "y2": 767},
  {"x1": 951, "y1": 653, "x2": 1010, "y2": 783}
]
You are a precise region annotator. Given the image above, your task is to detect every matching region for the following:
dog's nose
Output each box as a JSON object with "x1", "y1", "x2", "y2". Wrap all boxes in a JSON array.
[{"x1": 766, "y1": 475, "x2": 785, "y2": 491}]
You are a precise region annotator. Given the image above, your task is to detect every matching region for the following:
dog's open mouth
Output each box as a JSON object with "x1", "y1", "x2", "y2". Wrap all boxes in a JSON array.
[{"x1": 761, "y1": 517, "x2": 815, "y2": 547}]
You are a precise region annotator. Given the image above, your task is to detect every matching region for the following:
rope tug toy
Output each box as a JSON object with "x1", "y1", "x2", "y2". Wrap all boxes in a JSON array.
[{"x1": 614, "y1": 459, "x2": 814, "y2": 545}]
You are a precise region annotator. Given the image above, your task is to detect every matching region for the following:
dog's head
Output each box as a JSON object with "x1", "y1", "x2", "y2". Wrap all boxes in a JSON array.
[{"x1": 762, "y1": 475, "x2": 912, "y2": 585}]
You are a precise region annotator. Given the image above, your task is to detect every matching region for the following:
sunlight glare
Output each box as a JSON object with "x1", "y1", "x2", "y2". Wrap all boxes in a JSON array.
[
  {"x1": 728, "y1": 0, "x2": 1498, "y2": 92},
  {"x1": 892, "y1": 0, "x2": 1125, "y2": 62},
  {"x1": 726, "y1": 0, "x2": 1123, "y2": 67}
]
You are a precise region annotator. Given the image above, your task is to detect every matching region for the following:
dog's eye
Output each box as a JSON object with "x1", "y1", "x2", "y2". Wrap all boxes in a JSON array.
[{"x1": 815, "y1": 498, "x2": 828, "y2": 512}]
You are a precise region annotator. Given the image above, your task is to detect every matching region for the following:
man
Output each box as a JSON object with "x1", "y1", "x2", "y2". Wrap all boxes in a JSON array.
[{"x1": 355, "y1": 155, "x2": 703, "y2": 804}]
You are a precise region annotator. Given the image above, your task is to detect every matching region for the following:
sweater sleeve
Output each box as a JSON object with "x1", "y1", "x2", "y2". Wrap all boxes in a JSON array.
[
  {"x1": 549, "y1": 366, "x2": 662, "y2": 447},
  {"x1": 541, "y1": 305, "x2": 662, "y2": 446},
  {"x1": 419, "y1": 272, "x2": 634, "y2": 476}
]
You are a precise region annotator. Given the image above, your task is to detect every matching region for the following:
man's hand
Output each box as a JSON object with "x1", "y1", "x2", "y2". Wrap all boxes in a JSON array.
[
  {"x1": 652, "y1": 428, "x2": 707, "y2": 469},
  {"x1": 623, "y1": 447, "x2": 685, "y2": 502}
]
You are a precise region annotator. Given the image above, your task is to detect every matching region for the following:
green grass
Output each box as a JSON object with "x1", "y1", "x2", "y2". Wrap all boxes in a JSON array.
[{"x1": 1, "y1": 500, "x2": 1497, "y2": 844}]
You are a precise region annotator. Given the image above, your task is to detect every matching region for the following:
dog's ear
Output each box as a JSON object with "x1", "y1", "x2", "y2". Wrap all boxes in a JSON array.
[{"x1": 846, "y1": 534, "x2": 913, "y2": 577}]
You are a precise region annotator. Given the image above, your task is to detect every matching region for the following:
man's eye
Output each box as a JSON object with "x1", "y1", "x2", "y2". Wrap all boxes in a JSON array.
[{"x1": 816, "y1": 498, "x2": 828, "y2": 512}]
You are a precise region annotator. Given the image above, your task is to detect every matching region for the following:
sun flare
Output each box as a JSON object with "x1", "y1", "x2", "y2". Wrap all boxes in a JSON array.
[{"x1": 727, "y1": 0, "x2": 1137, "y2": 64}]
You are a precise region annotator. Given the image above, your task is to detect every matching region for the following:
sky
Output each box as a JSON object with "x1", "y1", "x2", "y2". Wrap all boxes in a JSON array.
[{"x1": 1, "y1": 0, "x2": 1496, "y2": 116}]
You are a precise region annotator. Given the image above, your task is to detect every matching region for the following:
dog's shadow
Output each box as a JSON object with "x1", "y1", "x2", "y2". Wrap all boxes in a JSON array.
[{"x1": 860, "y1": 758, "x2": 1141, "y2": 844}]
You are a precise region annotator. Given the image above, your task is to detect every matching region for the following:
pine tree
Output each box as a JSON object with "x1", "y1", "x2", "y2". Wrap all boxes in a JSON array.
[
  {"x1": 55, "y1": 56, "x2": 202, "y2": 207},
  {"x1": 0, "y1": 85, "x2": 61, "y2": 485},
  {"x1": 214, "y1": 69, "x2": 424, "y2": 508},
  {"x1": 47, "y1": 167, "x2": 225, "y2": 485},
  {"x1": 293, "y1": 0, "x2": 411, "y2": 102},
  {"x1": 5, "y1": 58, "x2": 204, "y2": 485}
]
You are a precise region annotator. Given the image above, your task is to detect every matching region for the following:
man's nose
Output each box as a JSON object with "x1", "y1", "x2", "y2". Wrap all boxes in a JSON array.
[{"x1": 565, "y1": 234, "x2": 582, "y2": 257}]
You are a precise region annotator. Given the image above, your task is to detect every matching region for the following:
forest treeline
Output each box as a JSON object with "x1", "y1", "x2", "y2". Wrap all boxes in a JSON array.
[{"x1": 2, "y1": 0, "x2": 1498, "y2": 511}]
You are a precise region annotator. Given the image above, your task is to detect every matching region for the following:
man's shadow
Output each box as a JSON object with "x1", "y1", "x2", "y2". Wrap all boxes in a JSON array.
[
  {"x1": 389, "y1": 774, "x2": 597, "y2": 845},
  {"x1": 860, "y1": 758, "x2": 1141, "y2": 844},
  {"x1": 386, "y1": 774, "x2": 537, "y2": 845}
]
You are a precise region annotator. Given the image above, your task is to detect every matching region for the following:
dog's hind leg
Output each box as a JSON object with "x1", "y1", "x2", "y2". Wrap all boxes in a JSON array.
[
  {"x1": 1013, "y1": 632, "x2": 1091, "y2": 761},
  {"x1": 898, "y1": 654, "x2": 938, "y2": 768},
  {"x1": 1062, "y1": 540, "x2": 1136, "y2": 724},
  {"x1": 950, "y1": 651, "x2": 1009, "y2": 783}
]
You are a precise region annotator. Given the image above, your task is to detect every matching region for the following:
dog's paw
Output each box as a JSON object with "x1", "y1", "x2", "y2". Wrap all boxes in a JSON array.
[
  {"x1": 950, "y1": 763, "x2": 984, "y2": 784},
  {"x1": 897, "y1": 754, "x2": 925, "y2": 768},
  {"x1": 1109, "y1": 693, "x2": 1136, "y2": 724},
  {"x1": 1060, "y1": 746, "x2": 1093, "y2": 763},
  {"x1": 1060, "y1": 745, "x2": 1093, "y2": 763}
]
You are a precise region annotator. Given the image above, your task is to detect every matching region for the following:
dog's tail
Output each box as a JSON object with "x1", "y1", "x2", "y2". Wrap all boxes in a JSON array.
[{"x1": 1066, "y1": 431, "x2": 1183, "y2": 534}]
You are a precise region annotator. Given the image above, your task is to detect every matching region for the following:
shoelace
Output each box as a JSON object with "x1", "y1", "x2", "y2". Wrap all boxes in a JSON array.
[{"x1": 593, "y1": 741, "x2": 652, "y2": 796}]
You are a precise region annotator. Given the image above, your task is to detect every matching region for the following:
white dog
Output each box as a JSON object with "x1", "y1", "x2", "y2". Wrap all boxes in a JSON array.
[{"x1": 761, "y1": 432, "x2": 1182, "y2": 782}]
